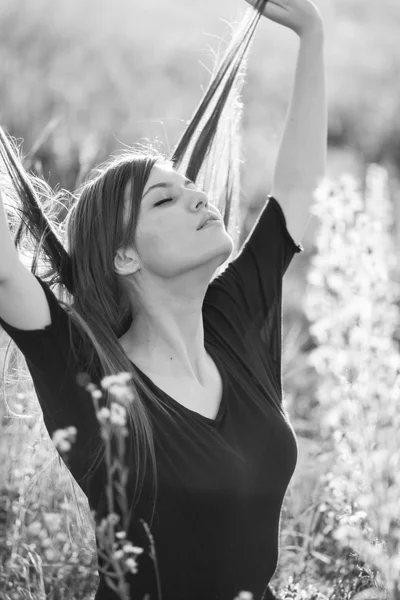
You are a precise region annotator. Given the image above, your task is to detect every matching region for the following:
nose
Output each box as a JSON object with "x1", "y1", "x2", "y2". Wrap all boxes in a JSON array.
[{"x1": 195, "y1": 191, "x2": 209, "y2": 209}]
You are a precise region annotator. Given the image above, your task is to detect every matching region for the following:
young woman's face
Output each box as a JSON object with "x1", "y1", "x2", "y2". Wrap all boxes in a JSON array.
[{"x1": 132, "y1": 162, "x2": 233, "y2": 279}]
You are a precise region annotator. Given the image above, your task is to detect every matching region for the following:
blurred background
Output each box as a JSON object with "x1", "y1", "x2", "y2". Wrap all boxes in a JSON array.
[
  {"x1": 1, "y1": 0, "x2": 399, "y2": 228},
  {"x1": 1, "y1": 0, "x2": 400, "y2": 598},
  {"x1": 1, "y1": 0, "x2": 399, "y2": 246}
]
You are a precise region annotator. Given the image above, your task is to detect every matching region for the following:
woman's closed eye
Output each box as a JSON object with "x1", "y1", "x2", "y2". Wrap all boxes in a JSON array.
[
  {"x1": 154, "y1": 198, "x2": 174, "y2": 207},
  {"x1": 153, "y1": 184, "x2": 198, "y2": 207}
]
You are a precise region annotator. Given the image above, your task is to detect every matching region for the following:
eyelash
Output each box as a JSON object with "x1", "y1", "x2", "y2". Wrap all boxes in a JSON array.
[{"x1": 154, "y1": 197, "x2": 174, "y2": 207}]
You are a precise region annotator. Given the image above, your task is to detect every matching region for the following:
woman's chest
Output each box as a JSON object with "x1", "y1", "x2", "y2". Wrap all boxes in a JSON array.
[{"x1": 146, "y1": 363, "x2": 223, "y2": 420}]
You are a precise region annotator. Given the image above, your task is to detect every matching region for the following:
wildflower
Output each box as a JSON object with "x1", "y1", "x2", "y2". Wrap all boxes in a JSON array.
[
  {"x1": 52, "y1": 426, "x2": 78, "y2": 454},
  {"x1": 233, "y1": 592, "x2": 254, "y2": 600},
  {"x1": 66, "y1": 426, "x2": 77, "y2": 442},
  {"x1": 108, "y1": 383, "x2": 135, "y2": 404},
  {"x1": 110, "y1": 402, "x2": 127, "y2": 427},
  {"x1": 122, "y1": 543, "x2": 144, "y2": 556},
  {"x1": 44, "y1": 548, "x2": 56, "y2": 561},
  {"x1": 107, "y1": 513, "x2": 120, "y2": 526},
  {"x1": 59, "y1": 439, "x2": 71, "y2": 452},
  {"x1": 101, "y1": 373, "x2": 133, "y2": 389},
  {"x1": 27, "y1": 521, "x2": 42, "y2": 536},
  {"x1": 124, "y1": 557, "x2": 139, "y2": 574},
  {"x1": 97, "y1": 407, "x2": 111, "y2": 425},
  {"x1": 52, "y1": 429, "x2": 68, "y2": 446}
]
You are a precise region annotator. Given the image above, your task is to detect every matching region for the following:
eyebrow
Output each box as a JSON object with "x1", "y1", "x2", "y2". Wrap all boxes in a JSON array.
[{"x1": 142, "y1": 175, "x2": 195, "y2": 199}]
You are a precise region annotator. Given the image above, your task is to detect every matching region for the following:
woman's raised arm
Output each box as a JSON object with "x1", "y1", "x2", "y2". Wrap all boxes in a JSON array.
[
  {"x1": 0, "y1": 187, "x2": 51, "y2": 330},
  {"x1": 0, "y1": 187, "x2": 20, "y2": 281}
]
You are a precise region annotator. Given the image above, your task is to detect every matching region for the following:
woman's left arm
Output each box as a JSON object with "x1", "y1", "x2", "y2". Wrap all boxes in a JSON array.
[
  {"x1": 272, "y1": 26, "x2": 327, "y2": 244},
  {"x1": 245, "y1": 0, "x2": 328, "y2": 244}
]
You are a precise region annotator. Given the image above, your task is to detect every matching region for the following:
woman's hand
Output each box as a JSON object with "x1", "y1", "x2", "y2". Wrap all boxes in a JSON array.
[{"x1": 243, "y1": 0, "x2": 324, "y2": 37}]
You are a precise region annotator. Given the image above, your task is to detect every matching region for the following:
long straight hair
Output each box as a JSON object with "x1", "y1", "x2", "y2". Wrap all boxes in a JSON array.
[{"x1": 0, "y1": 0, "x2": 268, "y2": 535}]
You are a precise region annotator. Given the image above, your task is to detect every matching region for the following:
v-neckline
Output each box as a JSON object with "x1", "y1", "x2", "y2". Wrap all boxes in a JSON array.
[{"x1": 128, "y1": 340, "x2": 227, "y2": 426}]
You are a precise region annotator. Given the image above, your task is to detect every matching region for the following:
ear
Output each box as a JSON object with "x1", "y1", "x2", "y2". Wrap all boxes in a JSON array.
[{"x1": 114, "y1": 246, "x2": 141, "y2": 276}]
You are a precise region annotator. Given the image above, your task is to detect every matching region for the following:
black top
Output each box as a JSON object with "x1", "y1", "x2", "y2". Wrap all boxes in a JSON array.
[{"x1": 0, "y1": 195, "x2": 303, "y2": 600}]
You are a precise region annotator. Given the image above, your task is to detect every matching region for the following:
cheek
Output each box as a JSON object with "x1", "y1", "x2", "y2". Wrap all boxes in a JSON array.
[{"x1": 135, "y1": 227, "x2": 187, "y2": 275}]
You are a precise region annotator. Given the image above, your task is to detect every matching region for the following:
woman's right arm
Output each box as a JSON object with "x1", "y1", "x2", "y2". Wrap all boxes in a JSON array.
[{"x1": 0, "y1": 188, "x2": 51, "y2": 330}]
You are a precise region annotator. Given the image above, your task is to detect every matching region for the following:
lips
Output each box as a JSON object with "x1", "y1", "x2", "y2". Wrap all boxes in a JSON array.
[{"x1": 198, "y1": 213, "x2": 220, "y2": 230}]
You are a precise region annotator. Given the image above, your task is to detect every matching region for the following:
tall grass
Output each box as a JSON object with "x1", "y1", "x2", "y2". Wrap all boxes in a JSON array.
[{"x1": 303, "y1": 165, "x2": 400, "y2": 600}]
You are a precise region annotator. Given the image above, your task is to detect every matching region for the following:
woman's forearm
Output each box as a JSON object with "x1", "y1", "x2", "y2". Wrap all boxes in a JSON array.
[
  {"x1": 0, "y1": 189, "x2": 20, "y2": 281},
  {"x1": 272, "y1": 26, "x2": 327, "y2": 195}
]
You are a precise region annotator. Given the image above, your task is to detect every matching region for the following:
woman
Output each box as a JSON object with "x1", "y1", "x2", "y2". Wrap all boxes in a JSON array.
[{"x1": 0, "y1": 0, "x2": 326, "y2": 599}]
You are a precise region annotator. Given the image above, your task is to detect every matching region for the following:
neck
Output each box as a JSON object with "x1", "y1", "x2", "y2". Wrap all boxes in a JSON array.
[
  {"x1": 120, "y1": 263, "x2": 220, "y2": 384},
  {"x1": 120, "y1": 302, "x2": 210, "y2": 385}
]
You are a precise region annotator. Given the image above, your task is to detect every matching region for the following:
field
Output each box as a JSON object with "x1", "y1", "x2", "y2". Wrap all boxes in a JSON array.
[{"x1": 1, "y1": 0, "x2": 400, "y2": 598}]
